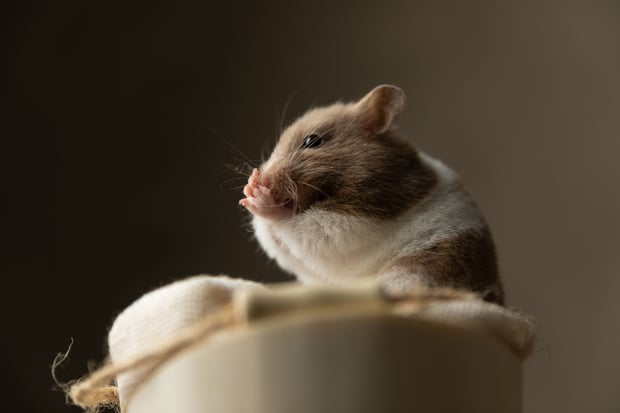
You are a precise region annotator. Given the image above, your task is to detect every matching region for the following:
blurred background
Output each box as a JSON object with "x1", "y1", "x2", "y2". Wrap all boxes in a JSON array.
[{"x1": 5, "y1": 1, "x2": 620, "y2": 412}]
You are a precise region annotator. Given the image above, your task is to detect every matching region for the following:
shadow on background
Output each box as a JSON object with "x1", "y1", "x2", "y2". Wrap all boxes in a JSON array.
[{"x1": 5, "y1": 1, "x2": 620, "y2": 412}]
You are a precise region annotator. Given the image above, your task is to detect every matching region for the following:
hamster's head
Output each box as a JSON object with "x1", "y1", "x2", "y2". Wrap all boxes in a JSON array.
[{"x1": 249, "y1": 85, "x2": 437, "y2": 220}]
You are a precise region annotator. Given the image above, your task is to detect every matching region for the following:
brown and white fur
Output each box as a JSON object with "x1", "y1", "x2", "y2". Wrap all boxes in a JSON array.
[{"x1": 240, "y1": 85, "x2": 504, "y2": 305}]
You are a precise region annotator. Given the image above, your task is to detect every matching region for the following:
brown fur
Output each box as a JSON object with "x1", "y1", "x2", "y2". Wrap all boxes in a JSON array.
[
  {"x1": 387, "y1": 228, "x2": 504, "y2": 304},
  {"x1": 264, "y1": 101, "x2": 437, "y2": 220}
]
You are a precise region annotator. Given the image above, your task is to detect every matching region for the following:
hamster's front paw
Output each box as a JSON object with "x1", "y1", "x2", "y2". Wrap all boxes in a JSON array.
[{"x1": 239, "y1": 168, "x2": 292, "y2": 220}]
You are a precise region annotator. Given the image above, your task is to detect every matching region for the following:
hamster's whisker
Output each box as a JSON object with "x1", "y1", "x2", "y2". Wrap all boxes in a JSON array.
[
  {"x1": 282, "y1": 174, "x2": 300, "y2": 213},
  {"x1": 299, "y1": 181, "x2": 328, "y2": 198},
  {"x1": 219, "y1": 175, "x2": 252, "y2": 191},
  {"x1": 204, "y1": 124, "x2": 257, "y2": 168},
  {"x1": 260, "y1": 143, "x2": 273, "y2": 164},
  {"x1": 222, "y1": 183, "x2": 248, "y2": 191},
  {"x1": 223, "y1": 161, "x2": 256, "y2": 177},
  {"x1": 221, "y1": 175, "x2": 250, "y2": 185}
]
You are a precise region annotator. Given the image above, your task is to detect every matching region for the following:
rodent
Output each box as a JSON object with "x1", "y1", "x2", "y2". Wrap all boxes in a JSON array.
[{"x1": 239, "y1": 85, "x2": 504, "y2": 305}]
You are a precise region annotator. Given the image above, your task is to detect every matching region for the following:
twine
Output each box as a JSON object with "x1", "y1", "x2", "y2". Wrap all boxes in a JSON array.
[
  {"x1": 61, "y1": 302, "x2": 237, "y2": 412},
  {"x1": 55, "y1": 287, "x2": 534, "y2": 412}
]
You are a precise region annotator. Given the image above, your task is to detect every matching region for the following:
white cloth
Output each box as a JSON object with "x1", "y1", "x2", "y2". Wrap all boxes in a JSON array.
[
  {"x1": 107, "y1": 276, "x2": 535, "y2": 407},
  {"x1": 108, "y1": 275, "x2": 264, "y2": 404}
]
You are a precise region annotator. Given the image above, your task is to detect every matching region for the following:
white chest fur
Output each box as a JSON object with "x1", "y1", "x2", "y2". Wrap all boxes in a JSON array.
[{"x1": 251, "y1": 153, "x2": 486, "y2": 285}]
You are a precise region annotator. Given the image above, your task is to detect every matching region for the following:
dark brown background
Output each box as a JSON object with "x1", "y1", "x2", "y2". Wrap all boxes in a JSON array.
[{"x1": 5, "y1": 1, "x2": 620, "y2": 412}]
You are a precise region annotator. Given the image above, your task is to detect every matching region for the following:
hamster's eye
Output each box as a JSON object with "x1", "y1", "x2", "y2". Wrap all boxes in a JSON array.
[{"x1": 301, "y1": 134, "x2": 322, "y2": 149}]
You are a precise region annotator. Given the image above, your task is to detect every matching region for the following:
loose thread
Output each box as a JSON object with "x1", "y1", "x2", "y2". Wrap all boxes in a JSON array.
[{"x1": 51, "y1": 337, "x2": 74, "y2": 394}]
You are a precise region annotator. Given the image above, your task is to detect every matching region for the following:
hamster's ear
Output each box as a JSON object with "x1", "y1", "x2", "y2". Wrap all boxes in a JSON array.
[{"x1": 354, "y1": 85, "x2": 406, "y2": 134}]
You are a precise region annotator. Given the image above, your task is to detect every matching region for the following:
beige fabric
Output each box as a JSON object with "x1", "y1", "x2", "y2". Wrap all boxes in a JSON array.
[
  {"x1": 108, "y1": 275, "x2": 265, "y2": 405},
  {"x1": 86, "y1": 276, "x2": 534, "y2": 411},
  {"x1": 412, "y1": 299, "x2": 535, "y2": 357}
]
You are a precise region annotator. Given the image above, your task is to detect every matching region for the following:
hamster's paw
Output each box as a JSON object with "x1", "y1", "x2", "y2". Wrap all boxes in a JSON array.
[{"x1": 239, "y1": 169, "x2": 291, "y2": 220}]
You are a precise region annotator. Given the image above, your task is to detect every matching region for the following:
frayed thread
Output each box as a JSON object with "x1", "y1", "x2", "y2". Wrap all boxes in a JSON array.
[{"x1": 51, "y1": 338, "x2": 120, "y2": 412}]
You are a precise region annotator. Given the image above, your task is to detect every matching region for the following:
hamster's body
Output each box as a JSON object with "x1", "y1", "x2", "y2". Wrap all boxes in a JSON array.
[{"x1": 240, "y1": 86, "x2": 504, "y2": 304}]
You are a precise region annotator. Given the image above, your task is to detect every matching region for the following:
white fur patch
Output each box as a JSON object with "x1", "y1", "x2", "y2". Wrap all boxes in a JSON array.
[{"x1": 252, "y1": 152, "x2": 486, "y2": 286}]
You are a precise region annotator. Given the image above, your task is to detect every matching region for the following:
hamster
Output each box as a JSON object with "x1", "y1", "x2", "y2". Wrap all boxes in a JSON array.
[{"x1": 239, "y1": 85, "x2": 504, "y2": 305}]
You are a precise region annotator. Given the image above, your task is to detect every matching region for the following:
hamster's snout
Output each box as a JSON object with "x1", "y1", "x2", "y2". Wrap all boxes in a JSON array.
[{"x1": 239, "y1": 168, "x2": 295, "y2": 220}]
